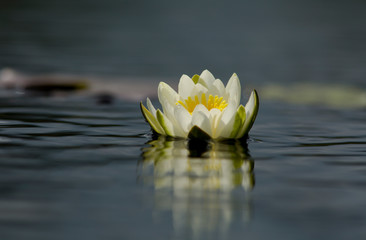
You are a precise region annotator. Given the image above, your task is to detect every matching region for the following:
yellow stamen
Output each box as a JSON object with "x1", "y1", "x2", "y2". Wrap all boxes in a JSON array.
[
  {"x1": 201, "y1": 93, "x2": 207, "y2": 106},
  {"x1": 176, "y1": 93, "x2": 228, "y2": 114},
  {"x1": 195, "y1": 95, "x2": 199, "y2": 105}
]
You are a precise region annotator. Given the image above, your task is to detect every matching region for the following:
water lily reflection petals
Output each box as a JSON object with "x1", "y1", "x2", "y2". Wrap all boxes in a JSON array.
[
  {"x1": 141, "y1": 136, "x2": 255, "y2": 192},
  {"x1": 140, "y1": 70, "x2": 259, "y2": 139}
]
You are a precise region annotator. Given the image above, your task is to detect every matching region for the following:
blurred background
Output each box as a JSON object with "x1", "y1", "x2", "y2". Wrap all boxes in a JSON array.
[{"x1": 1, "y1": 0, "x2": 365, "y2": 88}]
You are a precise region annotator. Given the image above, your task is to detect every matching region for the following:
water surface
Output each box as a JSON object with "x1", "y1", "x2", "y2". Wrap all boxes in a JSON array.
[{"x1": 1, "y1": 92, "x2": 366, "y2": 240}]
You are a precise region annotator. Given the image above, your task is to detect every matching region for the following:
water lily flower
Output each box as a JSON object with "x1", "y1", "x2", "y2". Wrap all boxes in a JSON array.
[{"x1": 140, "y1": 70, "x2": 259, "y2": 139}]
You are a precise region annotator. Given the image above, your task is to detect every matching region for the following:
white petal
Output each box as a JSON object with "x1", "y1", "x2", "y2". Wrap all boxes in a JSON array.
[
  {"x1": 159, "y1": 98, "x2": 175, "y2": 119},
  {"x1": 192, "y1": 103, "x2": 210, "y2": 116},
  {"x1": 218, "y1": 102, "x2": 236, "y2": 125},
  {"x1": 158, "y1": 82, "x2": 178, "y2": 103},
  {"x1": 174, "y1": 105, "x2": 192, "y2": 135},
  {"x1": 158, "y1": 82, "x2": 179, "y2": 114},
  {"x1": 190, "y1": 83, "x2": 208, "y2": 98},
  {"x1": 211, "y1": 79, "x2": 226, "y2": 97},
  {"x1": 245, "y1": 90, "x2": 256, "y2": 116},
  {"x1": 209, "y1": 108, "x2": 222, "y2": 137},
  {"x1": 192, "y1": 104, "x2": 212, "y2": 136},
  {"x1": 209, "y1": 108, "x2": 221, "y2": 127},
  {"x1": 170, "y1": 119, "x2": 186, "y2": 138},
  {"x1": 225, "y1": 73, "x2": 241, "y2": 106},
  {"x1": 178, "y1": 74, "x2": 195, "y2": 99},
  {"x1": 162, "y1": 103, "x2": 186, "y2": 138},
  {"x1": 146, "y1": 97, "x2": 157, "y2": 117},
  {"x1": 156, "y1": 109, "x2": 185, "y2": 138},
  {"x1": 214, "y1": 103, "x2": 237, "y2": 138},
  {"x1": 237, "y1": 90, "x2": 259, "y2": 138},
  {"x1": 198, "y1": 69, "x2": 215, "y2": 88}
]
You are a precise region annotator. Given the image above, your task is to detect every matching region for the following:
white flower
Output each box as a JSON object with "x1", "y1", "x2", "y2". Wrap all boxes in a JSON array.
[{"x1": 140, "y1": 70, "x2": 259, "y2": 139}]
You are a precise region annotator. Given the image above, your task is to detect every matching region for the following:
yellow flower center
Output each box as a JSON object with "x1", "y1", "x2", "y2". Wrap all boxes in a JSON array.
[{"x1": 176, "y1": 93, "x2": 228, "y2": 114}]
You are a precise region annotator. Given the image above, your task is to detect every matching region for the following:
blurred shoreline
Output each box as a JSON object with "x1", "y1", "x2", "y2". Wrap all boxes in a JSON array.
[{"x1": 1, "y1": 68, "x2": 365, "y2": 108}]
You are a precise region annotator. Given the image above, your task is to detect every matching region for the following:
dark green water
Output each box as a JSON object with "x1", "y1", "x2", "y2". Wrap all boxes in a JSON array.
[{"x1": 1, "y1": 93, "x2": 366, "y2": 240}]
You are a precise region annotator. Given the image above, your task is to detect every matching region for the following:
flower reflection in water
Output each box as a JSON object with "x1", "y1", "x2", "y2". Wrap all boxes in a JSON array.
[{"x1": 139, "y1": 135, "x2": 254, "y2": 239}]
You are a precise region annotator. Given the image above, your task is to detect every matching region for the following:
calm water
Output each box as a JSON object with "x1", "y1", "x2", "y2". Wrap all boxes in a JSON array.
[
  {"x1": 1, "y1": 0, "x2": 366, "y2": 239},
  {"x1": 0, "y1": 92, "x2": 366, "y2": 240}
]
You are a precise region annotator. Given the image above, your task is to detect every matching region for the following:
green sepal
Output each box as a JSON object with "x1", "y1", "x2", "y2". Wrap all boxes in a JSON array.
[
  {"x1": 188, "y1": 125, "x2": 211, "y2": 140},
  {"x1": 246, "y1": 89, "x2": 259, "y2": 132},
  {"x1": 229, "y1": 105, "x2": 246, "y2": 138},
  {"x1": 238, "y1": 89, "x2": 259, "y2": 138},
  {"x1": 192, "y1": 74, "x2": 200, "y2": 84},
  {"x1": 156, "y1": 109, "x2": 174, "y2": 137},
  {"x1": 140, "y1": 102, "x2": 164, "y2": 134}
]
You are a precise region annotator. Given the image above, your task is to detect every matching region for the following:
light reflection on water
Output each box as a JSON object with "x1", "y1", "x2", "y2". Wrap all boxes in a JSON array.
[{"x1": 140, "y1": 136, "x2": 254, "y2": 239}]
